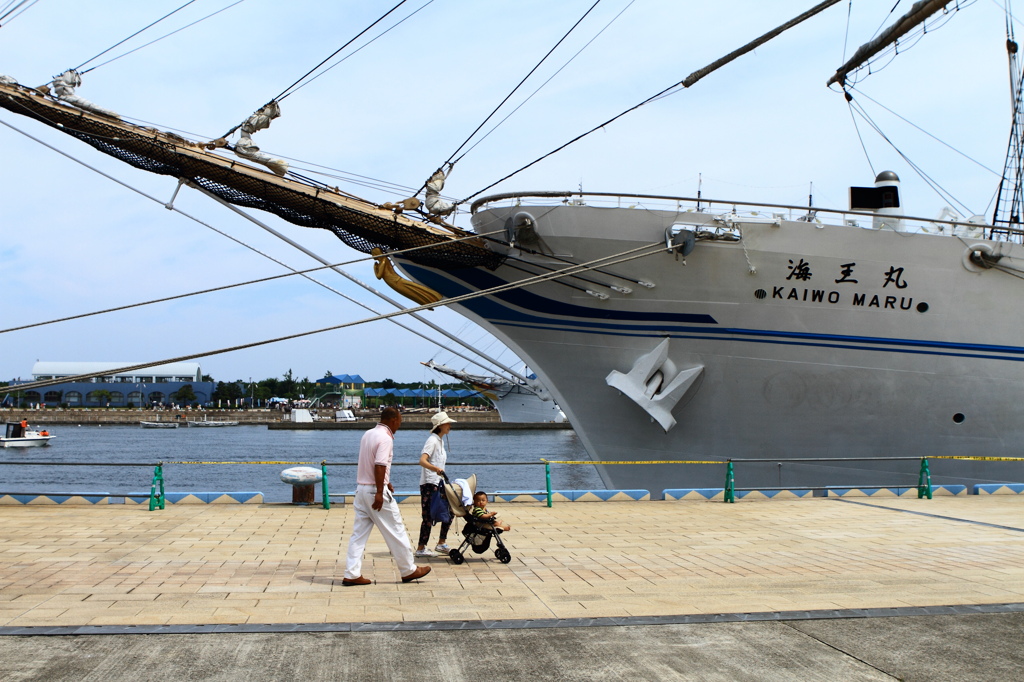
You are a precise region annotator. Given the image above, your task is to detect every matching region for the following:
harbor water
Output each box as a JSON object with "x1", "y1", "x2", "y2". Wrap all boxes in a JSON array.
[{"x1": 0, "y1": 425, "x2": 603, "y2": 502}]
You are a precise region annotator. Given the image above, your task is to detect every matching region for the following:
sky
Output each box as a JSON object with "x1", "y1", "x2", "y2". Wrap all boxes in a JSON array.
[{"x1": 0, "y1": 0, "x2": 1016, "y2": 385}]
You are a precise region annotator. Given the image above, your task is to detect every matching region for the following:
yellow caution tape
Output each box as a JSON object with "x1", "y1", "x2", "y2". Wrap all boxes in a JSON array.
[
  {"x1": 927, "y1": 456, "x2": 1024, "y2": 462},
  {"x1": 542, "y1": 459, "x2": 723, "y2": 465}
]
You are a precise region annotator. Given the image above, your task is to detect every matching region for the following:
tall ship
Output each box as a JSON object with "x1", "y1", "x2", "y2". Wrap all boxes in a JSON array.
[
  {"x1": 3, "y1": 1, "x2": 1024, "y2": 495},
  {"x1": 423, "y1": 361, "x2": 566, "y2": 423}
]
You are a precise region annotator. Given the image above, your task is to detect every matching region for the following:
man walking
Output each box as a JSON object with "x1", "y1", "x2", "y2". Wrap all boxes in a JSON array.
[{"x1": 343, "y1": 406, "x2": 431, "y2": 586}]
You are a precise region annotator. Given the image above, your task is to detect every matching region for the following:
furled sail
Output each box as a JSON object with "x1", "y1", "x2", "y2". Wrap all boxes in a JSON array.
[
  {"x1": 0, "y1": 78, "x2": 503, "y2": 270},
  {"x1": 425, "y1": 168, "x2": 455, "y2": 216},
  {"x1": 828, "y1": 0, "x2": 952, "y2": 87},
  {"x1": 232, "y1": 101, "x2": 288, "y2": 177}
]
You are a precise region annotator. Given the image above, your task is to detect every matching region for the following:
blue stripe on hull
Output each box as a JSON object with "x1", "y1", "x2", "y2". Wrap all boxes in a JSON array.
[{"x1": 403, "y1": 264, "x2": 1024, "y2": 362}]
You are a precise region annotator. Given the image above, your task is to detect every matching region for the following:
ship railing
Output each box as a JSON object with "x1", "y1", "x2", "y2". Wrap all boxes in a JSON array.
[{"x1": 471, "y1": 190, "x2": 1024, "y2": 242}]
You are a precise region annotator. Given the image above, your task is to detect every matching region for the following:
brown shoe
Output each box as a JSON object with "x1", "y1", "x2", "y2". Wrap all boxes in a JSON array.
[
  {"x1": 401, "y1": 566, "x2": 431, "y2": 583},
  {"x1": 341, "y1": 576, "x2": 371, "y2": 587}
]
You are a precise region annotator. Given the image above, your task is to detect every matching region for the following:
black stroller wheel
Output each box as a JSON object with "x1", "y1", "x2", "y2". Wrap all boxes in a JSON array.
[
  {"x1": 449, "y1": 549, "x2": 464, "y2": 564},
  {"x1": 495, "y1": 547, "x2": 511, "y2": 564}
]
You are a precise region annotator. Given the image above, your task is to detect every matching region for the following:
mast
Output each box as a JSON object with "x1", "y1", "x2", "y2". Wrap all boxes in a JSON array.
[
  {"x1": 828, "y1": 0, "x2": 953, "y2": 87},
  {"x1": 993, "y1": 9, "x2": 1024, "y2": 233}
]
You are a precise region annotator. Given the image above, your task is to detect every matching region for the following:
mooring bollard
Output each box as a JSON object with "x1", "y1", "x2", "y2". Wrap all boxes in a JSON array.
[
  {"x1": 280, "y1": 466, "x2": 323, "y2": 505},
  {"x1": 918, "y1": 457, "x2": 932, "y2": 499},
  {"x1": 149, "y1": 463, "x2": 165, "y2": 511},
  {"x1": 724, "y1": 460, "x2": 735, "y2": 503}
]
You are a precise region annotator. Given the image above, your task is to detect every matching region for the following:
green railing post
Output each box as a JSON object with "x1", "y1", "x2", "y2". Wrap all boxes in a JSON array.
[
  {"x1": 544, "y1": 460, "x2": 552, "y2": 508},
  {"x1": 321, "y1": 460, "x2": 330, "y2": 510},
  {"x1": 918, "y1": 457, "x2": 932, "y2": 499},
  {"x1": 724, "y1": 460, "x2": 735, "y2": 503},
  {"x1": 149, "y1": 463, "x2": 165, "y2": 511}
]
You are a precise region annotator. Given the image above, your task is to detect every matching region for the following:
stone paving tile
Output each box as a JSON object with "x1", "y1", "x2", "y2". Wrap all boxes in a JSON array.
[{"x1": 0, "y1": 497, "x2": 1022, "y2": 626}]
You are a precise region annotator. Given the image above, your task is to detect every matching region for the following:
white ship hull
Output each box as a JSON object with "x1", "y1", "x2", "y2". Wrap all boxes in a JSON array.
[
  {"x1": 487, "y1": 385, "x2": 566, "y2": 424},
  {"x1": 401, "y1": 197, "x2": 1024, "y2": 496}
]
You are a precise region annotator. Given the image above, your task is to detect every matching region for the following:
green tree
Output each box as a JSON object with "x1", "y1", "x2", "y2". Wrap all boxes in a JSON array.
[
  {"x1": 91, "y1": 389, "x2": 113, "y2": 407},
  {"x1": 279, "y1": 369, "x2": 297, "y2": 398},
  {"x1": 172, "y1": 384, "x2": 197, "y2": 405},
  {"x1": 212, "y1": 381, "x2": 243, "y2": 403}
]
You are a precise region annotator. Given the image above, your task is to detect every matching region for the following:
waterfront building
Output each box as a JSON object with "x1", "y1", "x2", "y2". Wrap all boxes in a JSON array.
[
  {"x1": 313, "y1": 374, "x2": 365, "y2": 408},
  {"x1": 9, "y1": 361, "x2": 216, "y2": 408}
]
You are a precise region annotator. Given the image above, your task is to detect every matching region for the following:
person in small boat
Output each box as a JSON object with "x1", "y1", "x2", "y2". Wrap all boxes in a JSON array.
[
  {"x1": 471, "y1": 491, "x2": 511, "y2": 532},
  {"x1": 415, "y1": 411, "x2": 455, "y2": 557},
  {"x1": 17, "y1": 418, "x2": 27, "y2": 437}
]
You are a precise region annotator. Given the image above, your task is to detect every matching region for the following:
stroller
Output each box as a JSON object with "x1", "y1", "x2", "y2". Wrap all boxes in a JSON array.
[{"x1": 441, "y1": 473, "x2": 512, "y2": 564}]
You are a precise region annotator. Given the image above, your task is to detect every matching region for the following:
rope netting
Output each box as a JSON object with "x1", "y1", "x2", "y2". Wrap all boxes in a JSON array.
[{"x1": 0, "y1": 83, "x2": 503, "y2": 271}]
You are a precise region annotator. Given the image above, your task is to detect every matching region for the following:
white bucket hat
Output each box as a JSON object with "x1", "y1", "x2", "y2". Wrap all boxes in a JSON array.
[{"x1": 431, "y1": 411, "x2": 457, "y2": 428}]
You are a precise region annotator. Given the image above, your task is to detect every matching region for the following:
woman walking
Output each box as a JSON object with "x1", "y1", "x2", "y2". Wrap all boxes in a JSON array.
[{"x1": 414, "y1": 411, "x2": 455, "y2": 557}]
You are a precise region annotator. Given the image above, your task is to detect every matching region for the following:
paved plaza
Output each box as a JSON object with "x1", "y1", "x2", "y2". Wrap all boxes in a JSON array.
[
  {"x1": 2, "y1": 496, "x2": 1024, "y2": 680},
  {"x1": 0, "y1": 495, "x2": 1021, "y2": 627}
]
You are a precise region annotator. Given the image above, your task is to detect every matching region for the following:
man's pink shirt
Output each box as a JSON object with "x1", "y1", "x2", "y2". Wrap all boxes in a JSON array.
[{"x1": 356, "y1": 423, "x2": 395, "y2": 486}]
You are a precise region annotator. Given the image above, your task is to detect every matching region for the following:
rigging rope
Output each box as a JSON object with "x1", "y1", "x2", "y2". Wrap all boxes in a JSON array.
[
  {"x1": 847, "y1": 95, "x2": 975, "y2": 215},
  {"x1": 0, "y1": 115, "x2": 510, "y2": 377},
  {"x1": 0, "y1": 229, "x2": 503, "y2": 336},
  {"x1": 454, "y1": 0, "x2": 636, "y2": 165},
  {"x1": 458, "y1": 0, "x2": 842, "y2": 206},
  {"x1": 848, "y1": 86, "x2": 1000, "y2": 176},
  {"x1": 846, "y1": 93, "x2": 877, "y2": 177},
  {"x1": 443, "y1": 0, "x2": 604, "y2": 169},
  {"x1": 272, "y1": 0, "x2": 414, "y2": 102},
  {"x1": 80, "y1": 0, "x2": 248, "y2": 75},
  {"x1": 0, "y1": 0, "x2": 38, "y2": 26},
  {"x1": 10, "y1": 240, "x2": 671, "y2": 393},
  {"x1": 214, "y1": 0, "x2": 432, "y2": 144},
  {"x1": 274, "y1": 0, "x2": 435, "y2": 102},
  {"x1": 72, "y1": 0, "x2": 200, "y2": 73}
]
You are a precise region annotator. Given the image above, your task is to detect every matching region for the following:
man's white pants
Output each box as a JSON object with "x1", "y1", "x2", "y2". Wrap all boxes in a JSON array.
[{"x1": 345, "y1": 485, "x2": 416, "y2": 579}]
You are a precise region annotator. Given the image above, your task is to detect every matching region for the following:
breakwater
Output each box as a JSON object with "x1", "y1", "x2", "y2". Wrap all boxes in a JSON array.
[{"x1": 1, "y1": 408, "x2": 562, "y2": 428}]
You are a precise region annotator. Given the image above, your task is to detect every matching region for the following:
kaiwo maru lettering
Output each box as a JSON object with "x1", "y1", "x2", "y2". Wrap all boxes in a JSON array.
[{"x1": 769, "y1": 259, "x2": 917, "y2": 311}]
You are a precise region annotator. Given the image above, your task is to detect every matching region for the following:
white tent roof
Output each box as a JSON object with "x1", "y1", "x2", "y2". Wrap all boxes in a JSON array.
[{"x1": 31, "y1": 361, "x2": 202, "y2": 379}]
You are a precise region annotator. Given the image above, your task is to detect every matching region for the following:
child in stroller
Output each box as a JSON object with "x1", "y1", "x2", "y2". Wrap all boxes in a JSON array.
[
  {"x1": 471, "y1": 491, "x2": 511, "y2": 531},
  {"x1": 442, "y1": 474, "x2": 512, "y2": 565}
]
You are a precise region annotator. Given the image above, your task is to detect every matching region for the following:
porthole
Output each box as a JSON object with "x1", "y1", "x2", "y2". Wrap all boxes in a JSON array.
[{"x1": 952, "y1": 413, "x2": 966, "y2": 424}]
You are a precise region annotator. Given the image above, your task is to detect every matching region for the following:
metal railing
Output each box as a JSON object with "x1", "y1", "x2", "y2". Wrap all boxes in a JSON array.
[
  {"x1": 0, "y1": 460, "x2": 165, "y2": 510},
  {"x1": 2, "y1": 454, "x2": 1021, "y2": 510}
]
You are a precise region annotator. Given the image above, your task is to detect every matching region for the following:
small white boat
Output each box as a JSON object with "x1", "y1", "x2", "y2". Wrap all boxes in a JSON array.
[
  {"x1": 1, "y1": 422, "x2": 54, "y2": 448},
  {"x1": 140, "y1": 421, "x2": 179, "y2": 429},
  {"x1": 187, "y1": 415, "x2": 240, "y2": 427}
]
